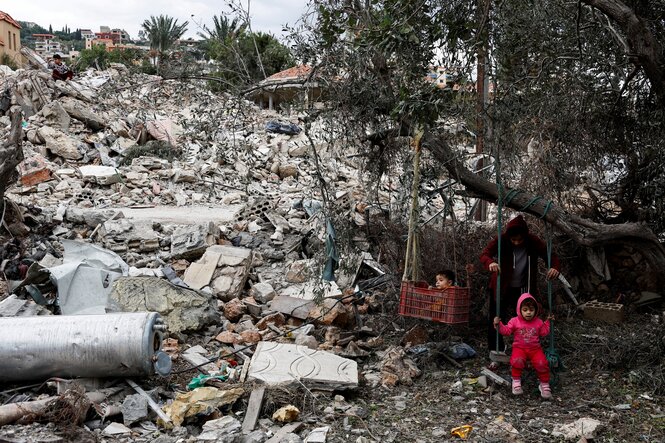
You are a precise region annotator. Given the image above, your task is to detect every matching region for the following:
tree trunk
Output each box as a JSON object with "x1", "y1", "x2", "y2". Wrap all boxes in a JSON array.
[
  {"x1": 0, "y1": 107, "x2": 23, "y2": 216},
  {"x1": 424, "y1": 134, "x2": 665, "y2": 275},
  {"x1": 582, "y1": 0, "x2": 665, "y2": 106}
]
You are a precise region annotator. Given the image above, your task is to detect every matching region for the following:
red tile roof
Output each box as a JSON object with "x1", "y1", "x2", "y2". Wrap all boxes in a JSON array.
[
  {"x1": 0, "y1": 11, "x2": 21, "y2": 29},
  {"x1": 265, "y1": 65, "x2": 312, "y2": 82}
]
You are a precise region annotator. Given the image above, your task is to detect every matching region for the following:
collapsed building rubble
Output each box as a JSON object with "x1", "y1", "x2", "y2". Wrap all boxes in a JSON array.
[{"x1": 0, "y1": 59, "x2": 662, "y2": 443}]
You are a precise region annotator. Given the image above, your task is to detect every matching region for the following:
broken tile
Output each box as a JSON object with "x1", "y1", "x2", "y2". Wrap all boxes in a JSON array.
[{"x1": 248, "y1": 342, "x2": 358, "y2": 390}]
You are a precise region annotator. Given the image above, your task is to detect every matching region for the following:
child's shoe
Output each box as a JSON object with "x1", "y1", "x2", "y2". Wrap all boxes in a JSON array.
[
  {"x1": 511, "y1": 378, "x2": 523, "y2": 395},
  {"x1": 539, "y1": 382, "x2": 552, "y2": 400}
]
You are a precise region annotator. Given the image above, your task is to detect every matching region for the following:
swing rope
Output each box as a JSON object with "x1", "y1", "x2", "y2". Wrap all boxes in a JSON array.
[
  {"x1": 545, "y1": 222, "x2": 564, "y2": 382},
  {"x1": 402, "y1": 128, "x2": 424, "y2": 282}
]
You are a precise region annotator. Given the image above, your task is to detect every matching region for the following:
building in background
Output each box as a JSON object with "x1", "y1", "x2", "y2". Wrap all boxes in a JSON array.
[
  {"x1": 0, "y1": 10, "x2": 22, "y2": 66},
  {"x1": 32, "y1": 34, "x2": 62, "y2": 58}
]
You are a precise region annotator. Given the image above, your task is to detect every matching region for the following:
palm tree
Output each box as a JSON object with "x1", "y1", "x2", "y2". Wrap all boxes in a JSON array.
[
  {"x1": 141, "y1": 15, "x2": 188, "y2": 53},
  {"x1": 198, "y1": 15, "x2": 246, "y2": 43}
]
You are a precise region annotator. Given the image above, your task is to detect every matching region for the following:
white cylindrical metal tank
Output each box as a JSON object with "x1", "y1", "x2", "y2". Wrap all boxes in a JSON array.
[{"x1": 0, "y1": 312, "x2": 171, "y2": 382}]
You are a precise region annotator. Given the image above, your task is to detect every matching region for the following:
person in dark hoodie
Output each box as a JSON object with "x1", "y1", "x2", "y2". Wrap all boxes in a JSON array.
[{"x1": 480, "y1": 214, "x2": 560, "y2": 364}]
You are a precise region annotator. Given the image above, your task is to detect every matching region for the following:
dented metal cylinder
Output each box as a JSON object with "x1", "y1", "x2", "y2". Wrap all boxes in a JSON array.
[{"x1": 0, "y1": 312, "x2": 171, "y2": 382}]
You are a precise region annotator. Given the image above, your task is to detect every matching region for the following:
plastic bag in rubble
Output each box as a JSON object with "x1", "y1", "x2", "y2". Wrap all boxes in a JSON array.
[
  {"x1": 265, "y1": 121, "x2": 301, "y2": 135},
  {"x1": 448, "y1": 343, "x2": 476, "y2": 359}
]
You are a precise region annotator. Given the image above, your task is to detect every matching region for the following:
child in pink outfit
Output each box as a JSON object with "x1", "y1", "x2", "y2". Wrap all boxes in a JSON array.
[{"x1": 493, "y1": 293, "x2": 553, "y2": 399}]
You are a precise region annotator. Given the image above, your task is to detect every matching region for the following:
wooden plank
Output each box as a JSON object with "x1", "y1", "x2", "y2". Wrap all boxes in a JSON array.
[
  {"x1": 270, "y1": 296, "x2": 315, "y2": 320},
  {"x1": 241, "y1": 386, "x2": 265, "y2": 434},
  {"x1": 265, "y1": 422, "x2": 304, "y2": 443},
  {"x1": 481, "y1": 368, "x2": 510, "y2": 386}
]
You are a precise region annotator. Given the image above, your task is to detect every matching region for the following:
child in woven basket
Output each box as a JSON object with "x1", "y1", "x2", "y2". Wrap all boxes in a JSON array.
[{"x1": 493, "y1": 292, "x2": 553, "y2": 399}]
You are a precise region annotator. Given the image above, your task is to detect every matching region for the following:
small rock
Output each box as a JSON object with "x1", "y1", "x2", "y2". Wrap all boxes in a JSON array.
[{"x1": 272, "y1": 405, "x2": 300, "y2": 423}]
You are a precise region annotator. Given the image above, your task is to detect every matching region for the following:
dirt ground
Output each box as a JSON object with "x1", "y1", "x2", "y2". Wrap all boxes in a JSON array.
[
  {"x1": 0, "y1": 293, "x2": 662, "y2": 443},
  {"x1": 314, "y1": 309, "x2": 665, "y2": 443}
]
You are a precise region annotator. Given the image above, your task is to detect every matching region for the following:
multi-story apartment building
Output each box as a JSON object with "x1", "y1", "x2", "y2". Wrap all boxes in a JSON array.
[
  {"x1": 80, "y1": 29, "x2": 96, "y2": 40},
  {"x1": 0, "y1": 10, "x2": 22, "y2": 65},
  {"x1": 33, "y1": 34, "x2": 62, "y2": 58}
]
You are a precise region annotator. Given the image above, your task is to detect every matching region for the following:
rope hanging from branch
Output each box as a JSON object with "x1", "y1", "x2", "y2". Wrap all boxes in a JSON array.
[{"x1": 402, "y1": 127, "x2": 424, "y2": 282}]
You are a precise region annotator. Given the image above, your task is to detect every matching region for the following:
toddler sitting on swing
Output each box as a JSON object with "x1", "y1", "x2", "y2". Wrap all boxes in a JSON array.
[{"x1": 493, "y1": 292, "x2": 553, "y2": 399}]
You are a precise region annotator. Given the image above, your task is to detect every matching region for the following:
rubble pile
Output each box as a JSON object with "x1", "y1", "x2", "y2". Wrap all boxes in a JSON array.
[
  {"x1": 0, "y1": 63, "x2": 662, "y2": 443},
  {"x1": 0, "y1": 64, "x2": 403, "y2": 442}
]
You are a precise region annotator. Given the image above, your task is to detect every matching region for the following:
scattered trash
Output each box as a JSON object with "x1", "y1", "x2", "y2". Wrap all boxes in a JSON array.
[
  {"x1": 272, "y1": 405, "x2": 300, "y2": 423},
  {"x1": 450, "y1": 424, "x2": 473, "y2": 439},
  {"x1": 448, "y1": 343, "x2": 476, "y2": 359},
  {"x1": 266, "y1": 121, "x2": 301, "y2": 135},
  {"x1": 161, "y1": 387, "x2": 244, "y2": 427}
]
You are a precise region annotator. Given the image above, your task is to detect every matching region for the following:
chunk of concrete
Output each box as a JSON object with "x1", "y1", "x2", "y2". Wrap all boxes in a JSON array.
[
  {"x1": 248, "y1": 342, "x2": 358, "y2": 390},
  {"x1": 99, "y1": 219, "x2": 160, "y2": 253},
  {"x1": 171, "y1": 223, "x2": 217, "y2": 260},
  {"x1": 198, "y1": 416, "x2": 242, "y2": 442},
  {"x1": 552, "y1": 418, "x2": 603, "y2": 440},
  {"x1": 59, "y1": 96, "x2": 107, "y2": 130},
  {"x1": 108, "y1": 277, "x2": 218, "y2": 333},
  {"x1": 79, "y1": 165, "x2": 121, "y2": 185},
  {"x1": 40, "y1": 101, "x2": 71, "y2": 131},
  {"x1": 65, "y1": 207, "x2": 120, "y2": 228},
  {"x1": 37, "y1": 126, "x2": 86, "y2": 160},
  {"x1": 121, "y1": 393, "x2": 148, "y2": 426},
  {"x1": 250, "y1": 282, "x2": 276, "y2": 304},
  {"x1": 184, "y1": 251, "x2": 222, "y2": 290}
]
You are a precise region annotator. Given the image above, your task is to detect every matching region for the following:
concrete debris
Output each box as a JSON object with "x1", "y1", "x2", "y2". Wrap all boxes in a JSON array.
[
  {"x1": 109, "y1": 276, "x2": 218, "y2": 333},
  {"x1": 1, "y1": 62, "x2": 626, "y2": 443},
  {"x1": 121, "y1": 394, "x2": 149, "y2": 426},
  {"x1": 247, "y1": 342, "x2": 358, "y2": 390},
  {"x1": 551, "y1": 418, "x2": 603, "y2": 441},
  {"x1": 378, "y1": 346, "x2": 422, "y2": 387},
  {"x1": 304, "y1": 426, "x2": 329, "y2": 443},
  {"x1": 197, "y1": 416, "x2": 242, "y2": 442}
]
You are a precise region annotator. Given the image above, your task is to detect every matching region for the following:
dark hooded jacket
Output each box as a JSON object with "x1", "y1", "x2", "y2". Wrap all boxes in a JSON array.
[{"x1": 479, "y1": 215, "x2": 560, "y2": 299}]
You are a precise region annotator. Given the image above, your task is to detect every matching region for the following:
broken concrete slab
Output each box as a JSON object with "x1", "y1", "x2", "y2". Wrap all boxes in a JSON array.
[
  {"x1": 116, "y1": 205, "x2": 244, "y2": 226},
  {"x1": 207, "y1": 245, "x2": 253, "y2": 300},
  {"x1": 198, "y1": 416, "x2": 242, "y2": 442},
  {"x1": 171, "y1": 223, "x2": 217, "y2": 260},
  {"x1": 182, "y1": 346, "x2": 218, "y2": 374},
  {"x1": 184, "y1": 250, "x2": 222, "y2": 290},
  {"x1": 39, "y1": 101, "x2": 71, "y2": 131},
  {"x1": 98, "y1": 219, "x2": 160, "y2": 254},
  {"x1": 79, "y1": 165, "x2": 121, "y2": 186},
  {"x1": 247, "y1": 342, "x2": 358, "y2": 390},
  {"x1": 121, "y1": 393, "x2": 148, "y2": 426},
  {"x1": 37, "y1": 126, "x2": 86, "y2": 160},
  {"x1": 59, "y1": 96, "x2": 107, "y2": 130},
  {"x1": 108, "y1": 277, "x2": 218, "y2": 333},
  {"x1": 269, "y1": 296, "x2": 316, "y2": 320}
]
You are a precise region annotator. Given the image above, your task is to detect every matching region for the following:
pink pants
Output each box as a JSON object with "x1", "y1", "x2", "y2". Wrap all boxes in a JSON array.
[{"x1": 510, "y1": 346, "x2": 550, "y2": 382}]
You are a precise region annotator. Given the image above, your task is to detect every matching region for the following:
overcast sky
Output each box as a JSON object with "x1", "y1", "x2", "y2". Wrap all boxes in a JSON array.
[{"x1": 6, "y1": 0, "x2": 311, "y2": 40}]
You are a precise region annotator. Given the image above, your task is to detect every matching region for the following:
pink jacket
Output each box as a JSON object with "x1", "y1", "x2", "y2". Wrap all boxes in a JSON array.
[{"x1": 497, "y1": 293, "x2": 550, "y2": 351}]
